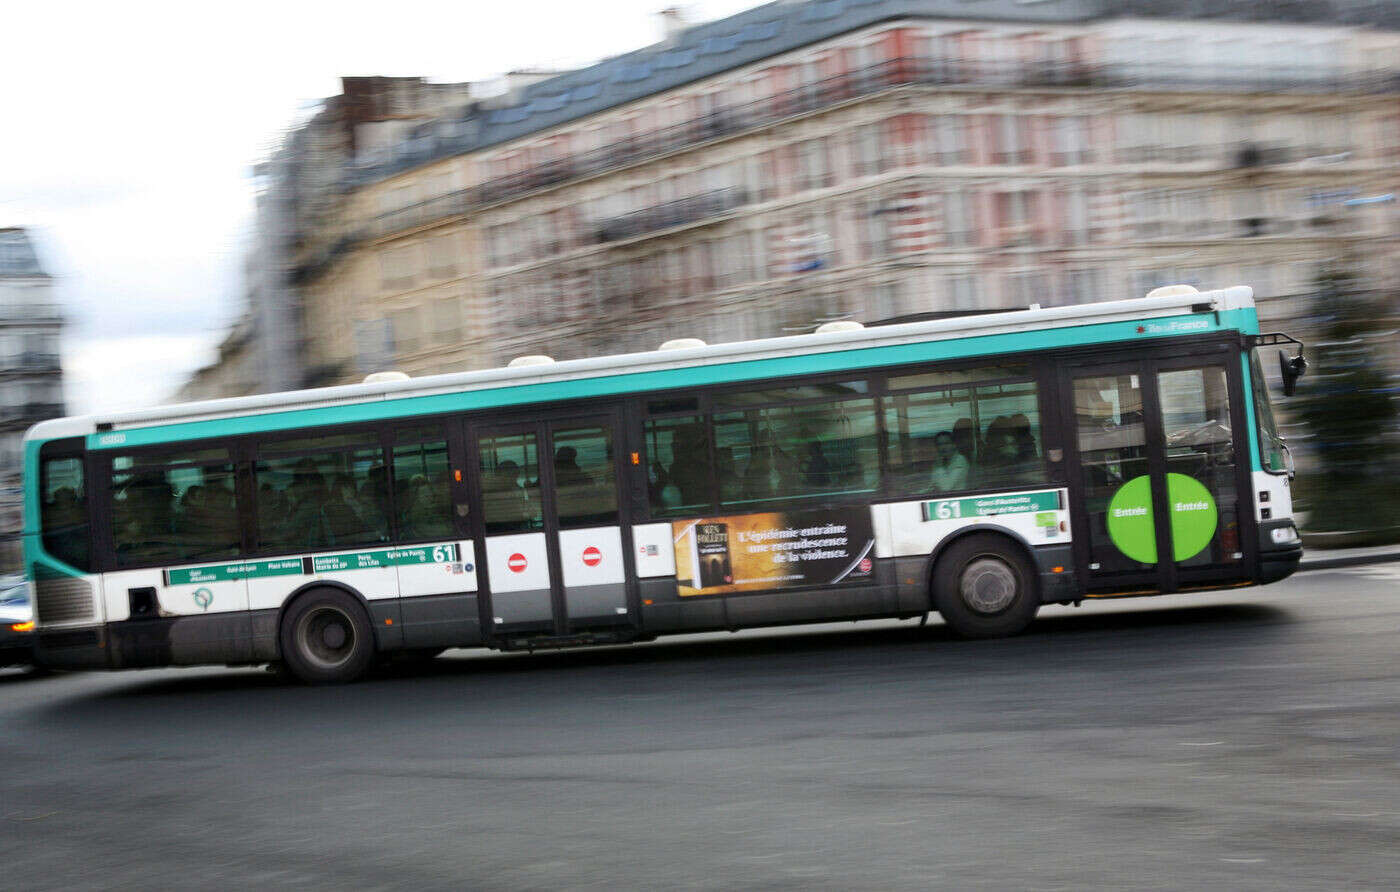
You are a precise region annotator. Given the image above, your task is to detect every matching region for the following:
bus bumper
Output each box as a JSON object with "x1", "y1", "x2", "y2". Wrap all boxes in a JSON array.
[
  {"x1": 35, "y1": 626, "x2": 110, "y2": 669},
  {"x1": 1257, "y1": 519, "x2": 1303, "y2": 584},
  {"x1": 37, "y1": 614, "x2": 278, "y2": 670}
]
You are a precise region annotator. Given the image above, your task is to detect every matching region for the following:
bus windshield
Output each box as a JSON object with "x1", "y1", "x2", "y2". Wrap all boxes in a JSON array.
[{"x1": 1250, "y1": 349, "x2": 1289, "y2": 474}]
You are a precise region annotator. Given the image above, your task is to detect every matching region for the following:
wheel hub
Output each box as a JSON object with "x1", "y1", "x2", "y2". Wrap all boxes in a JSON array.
[
  {"x1": 297, "y1": 606, "x2": 356, "y2": 669},
  {"x1": 322, "y1": 623, "x2": 347, "y2": 649},
  {"x1": 960, "y1": 557, "x2": 1019, "y2": 614}
]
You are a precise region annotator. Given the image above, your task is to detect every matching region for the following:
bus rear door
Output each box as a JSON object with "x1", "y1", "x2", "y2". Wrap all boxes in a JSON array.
[{"x1": 469, "y1": 412, "x2": 634, "y2": 641}]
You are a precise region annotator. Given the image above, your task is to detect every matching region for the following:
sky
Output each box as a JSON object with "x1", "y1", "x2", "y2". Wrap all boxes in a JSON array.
[{"x1": 1, "y1": 0, "x2": 757, "y2": 416}]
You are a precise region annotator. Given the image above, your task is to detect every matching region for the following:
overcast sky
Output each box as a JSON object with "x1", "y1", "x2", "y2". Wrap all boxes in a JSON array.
[{"x1": 1, "y1": 0, "x2": 755, "y2": 416}]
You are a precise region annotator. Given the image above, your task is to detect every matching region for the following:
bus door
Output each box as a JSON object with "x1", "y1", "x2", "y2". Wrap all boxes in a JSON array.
[
  {"x1": 471, "y1": 413, "x2": 631, "y2": 637},
  {"x1": 1063, "y1": 354, "x2": 1252, "y2": 594}
]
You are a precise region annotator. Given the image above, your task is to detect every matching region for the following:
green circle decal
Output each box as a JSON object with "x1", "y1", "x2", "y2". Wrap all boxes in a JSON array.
[
  {"x1": 1165, "y1": 472, "x2": 1217, "y2": 562},
  {"x1": 1106, "y1": 474, "x2": 1218, "y2": 564},
  {"x1": 1106, "y1": 475, "x2": 1157, "y2": 563}
]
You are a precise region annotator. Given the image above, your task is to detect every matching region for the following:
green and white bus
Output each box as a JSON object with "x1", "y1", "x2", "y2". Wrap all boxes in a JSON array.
[{"x1": 24, "y1": 285, "x2": 1304, "y2": 683}]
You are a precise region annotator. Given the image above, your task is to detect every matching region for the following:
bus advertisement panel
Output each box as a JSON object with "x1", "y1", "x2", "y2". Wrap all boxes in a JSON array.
[{"x1": 673, "y1": 508, "x2": 875, "y2": 596}]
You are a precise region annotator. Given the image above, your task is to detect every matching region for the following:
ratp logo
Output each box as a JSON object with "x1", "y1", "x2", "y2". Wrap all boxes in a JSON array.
[{"x1": 193, "y1": 588, "x2": 213, "y2": 611}]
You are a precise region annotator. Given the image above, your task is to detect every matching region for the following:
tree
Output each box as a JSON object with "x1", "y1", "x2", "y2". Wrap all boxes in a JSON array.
[{"x1": 1297, "y1": 263, "x2": 1400, "y2": 531}]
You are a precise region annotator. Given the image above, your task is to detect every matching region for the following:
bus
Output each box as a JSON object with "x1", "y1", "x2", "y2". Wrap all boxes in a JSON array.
[{"x1": 24, "y1": 285, "x2": 1305, "y2": 683}]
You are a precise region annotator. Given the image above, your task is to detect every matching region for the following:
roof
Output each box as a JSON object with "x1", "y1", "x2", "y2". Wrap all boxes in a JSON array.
[
  {"x1": 26, "y1": 287, "x2": 1258, "y2": 448},
  {"x1": 353, "y1": 0, "x2": 1101, "y2": 185},
  {"x1": 0, "y1": 228, "x2": 49, "y2": 278},
  {"x1": 352, "y1": 0, "x2": 1400, "y2": 186}
]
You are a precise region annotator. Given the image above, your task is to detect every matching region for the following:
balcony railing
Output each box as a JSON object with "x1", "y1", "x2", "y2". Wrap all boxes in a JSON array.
[
  {"x1": 301, "y1": 55, "x2": 1399, "y2": 282},
  {"x1": 18, "y1": 352, "x2": 60, "y2": 371},
  {"x1": 595, "y1": 187, "x2": 749, "y2": 243}
]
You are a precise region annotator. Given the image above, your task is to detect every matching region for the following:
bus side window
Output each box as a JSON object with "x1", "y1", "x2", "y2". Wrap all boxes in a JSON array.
[
  {"x1": 884, "y1": 370, "x2": 1046, "y2": 493},
  {"x1": 644, "y1": 414, "x2": 712, "y2": 516},
  {"x1": 392, "y1": 429, "x2": 453, "y2": 542},
  {"x1": 478, "y1": 432, "x2": 542, "y2": 535},
  {"x1": 972, "y1": 381, "x2": 1045, "y2": 489},
  {"x1": 110, "y1": 451, "x2": 242, "y2": 567},
  {"x1": 254, "y1": 442, "x2": 389, "y2": 553},
  {"x1": 882, "y1": 388, "x2": 974, "y2": 495},
  {"x1": 716, "y1": 396, "x2": 879, "y2": 508},
  {"x1": 40, "y1": 455, "x2": 90, "y2": 571}
]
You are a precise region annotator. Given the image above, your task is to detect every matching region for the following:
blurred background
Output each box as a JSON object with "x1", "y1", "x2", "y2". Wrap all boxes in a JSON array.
[{"x1": 4, "y1": 0, "x2": 1400, "y2": 564}]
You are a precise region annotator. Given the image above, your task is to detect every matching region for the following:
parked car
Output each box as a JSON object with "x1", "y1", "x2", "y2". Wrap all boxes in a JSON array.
[{"x1": 0, "y1": 575, "x2": 36, "y2": 668}]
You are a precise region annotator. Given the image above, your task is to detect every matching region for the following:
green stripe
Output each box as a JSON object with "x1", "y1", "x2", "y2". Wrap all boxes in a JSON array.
[
  {"x1": 922, "y1": 490, "x2": 1062, "y2": 520},
  {"x1": 81, "y1": 310, "x2": 1258, "y2": 451},
  {"x1": 166, "y1": 558, "x2": 303, "y2": 586},
  {"x1": 309, "y1": 544, "x2": 459, "y2": 573},
  {"x1": 162, "y1": 544, "x2": 461, "y2": 584}
]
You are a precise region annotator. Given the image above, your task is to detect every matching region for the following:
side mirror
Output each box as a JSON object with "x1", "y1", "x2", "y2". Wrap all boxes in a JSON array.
[{"x1": 1278, "y1": 349, "x2": 1307, "y2": 396}]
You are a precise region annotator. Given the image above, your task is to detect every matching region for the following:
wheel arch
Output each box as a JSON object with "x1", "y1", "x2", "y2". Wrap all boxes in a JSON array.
[{"x1": 921, "y1": 524, "x2": 1041, "y2": 609}]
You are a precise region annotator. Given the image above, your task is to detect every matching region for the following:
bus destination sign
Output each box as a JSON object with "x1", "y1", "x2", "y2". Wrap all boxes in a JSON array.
[
  {"x1": 164, "y1": 544, "x2": 461, "y2": 586},
  {"x1": 921, "y1": 489, "x2": 1062, "y2": 522}
]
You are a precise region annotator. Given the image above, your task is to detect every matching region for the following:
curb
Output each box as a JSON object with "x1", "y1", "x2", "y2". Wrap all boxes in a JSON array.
[{"x1": 1299, "y1": 550, "x2": 1400, "y2": 572}]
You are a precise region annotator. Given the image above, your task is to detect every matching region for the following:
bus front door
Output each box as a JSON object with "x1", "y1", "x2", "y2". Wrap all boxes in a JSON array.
[
  {"x1": 1065, "y1": 355, "x2": 1251, "y2": 595},
  {"x1": 472, "y1": 414, "x2": 631, "y2": 639}
]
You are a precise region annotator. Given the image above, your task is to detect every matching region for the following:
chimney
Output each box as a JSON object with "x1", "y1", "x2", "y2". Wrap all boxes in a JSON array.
[{"x1": 658, "y1": 7, "x2": 688, "y2": 43}]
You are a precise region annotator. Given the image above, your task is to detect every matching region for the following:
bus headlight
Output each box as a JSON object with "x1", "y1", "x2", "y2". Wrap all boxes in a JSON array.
[{"x1": 1270, "y1": 524, "x2": 1300, "y2": 545}]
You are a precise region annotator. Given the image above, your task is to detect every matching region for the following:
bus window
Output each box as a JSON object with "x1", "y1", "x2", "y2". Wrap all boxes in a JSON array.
[
  {"x1": 1250, "y1": 350, "x2": 1288, "y2": 473},
  {"x1": 884, "y1": 371, "x2": 1045, "y2": 493},
  {"x1": 974, "y1": 381, "x2": 1045, "y2": 489},
  {"x1": 111, "y1": 452, "x2": 242, "y2": 567},
  {"x1": 254, "y1": 444, "x2": 389, "y2": 553},
  {"x1": 478, "y1": 432, "x2": 542, "y2": 535},
  {"x1": 392, "y1": 430, "x2": 453, "y2": 542},
  {"x1": 40, "y1": 455, "x2": 90, "y2": 571},
  {"x1": 883, "y1": 389, "x2": 974, "y2": 495},
  {"x1": 552, "y1": 425, "x2": 617, "y2": 527},
  {"x1": 644, "y1": 415, "x2": 712, "y2": 516},
  {"x1": 716, "y1": 396, "x2": 879, "y2": 508}
]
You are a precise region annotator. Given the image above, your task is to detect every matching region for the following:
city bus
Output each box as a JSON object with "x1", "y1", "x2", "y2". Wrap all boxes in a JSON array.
[{"x1": 24, "y1": 285, "x2": 1304, "y2": 683}]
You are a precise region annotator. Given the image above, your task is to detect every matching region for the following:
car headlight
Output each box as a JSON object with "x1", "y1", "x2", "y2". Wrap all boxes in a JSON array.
[{"x1": 1270, "y1": 525, "x2": 1300, "y2": 545}]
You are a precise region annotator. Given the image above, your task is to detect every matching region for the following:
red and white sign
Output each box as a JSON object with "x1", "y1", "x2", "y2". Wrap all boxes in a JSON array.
[
  {"x1": 858, "y1": 557, "x2": 872, "y2": 574},
  {"x1": 581, "y1": 546, "x2": 602, "y2": 567},
  {"x1": 507, "y1": 552, "x2": 528, "y2": 573}
]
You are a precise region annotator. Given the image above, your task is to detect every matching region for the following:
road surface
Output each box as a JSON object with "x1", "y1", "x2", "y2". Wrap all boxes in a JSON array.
[{"x1": 2, "y1": 564, "x2": 1398, "y2": 889}]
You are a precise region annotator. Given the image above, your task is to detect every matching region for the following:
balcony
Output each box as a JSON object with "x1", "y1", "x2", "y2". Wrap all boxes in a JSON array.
[
  {"x1": 20, "y1": 402, "x2": 63, "y2": 420},
  {"x1": 594, "y1": 188, "x2": 749, "y2": 244},
  {"x1": 18, "y1": 352, "x2": 60, "y2": 371}
]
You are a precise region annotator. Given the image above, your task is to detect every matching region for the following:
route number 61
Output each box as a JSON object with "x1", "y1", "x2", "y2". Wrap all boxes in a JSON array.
[
  {"x1": 931, "y1": 500, "x2": 963, "y2": 520},
  {"x1": 431, "y1": 545, "x2": 453, "y2": 562}
]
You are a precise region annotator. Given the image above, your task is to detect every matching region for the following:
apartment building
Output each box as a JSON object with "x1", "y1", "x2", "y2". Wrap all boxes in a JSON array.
[
  {"x1": 275, "y1": 0, "x2": 1400, "y2": 388},
  {"x1": 0, "y1": 228, "x2": 64, "y2": 470},
  {"x1": 0, "y1": 228, "x2": 65, "y2": 552}
]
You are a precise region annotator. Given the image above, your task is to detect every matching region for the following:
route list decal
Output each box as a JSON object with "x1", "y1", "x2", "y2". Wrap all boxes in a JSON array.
[{"x1": 673, "y1": 508, "x2": 875, "y2": 597}]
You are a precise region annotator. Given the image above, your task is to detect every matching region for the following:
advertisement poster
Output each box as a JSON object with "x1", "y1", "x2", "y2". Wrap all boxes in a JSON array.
[{"x1": 673, "y1": 508, "x2": 875, "y2": 597}]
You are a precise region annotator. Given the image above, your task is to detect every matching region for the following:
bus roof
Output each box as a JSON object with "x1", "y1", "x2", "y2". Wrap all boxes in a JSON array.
[{"x1": 29, "y1": 286, "x2": 1257, "y2": 448}]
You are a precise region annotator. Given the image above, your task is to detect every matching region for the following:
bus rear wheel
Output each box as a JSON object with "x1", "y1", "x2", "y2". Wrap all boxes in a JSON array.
[
  {"x1": 279, "y1": 589, "x2": 374, "y2": 684},
  {"x1": 932, "y1": 534, "x2": 1039, "y2": 639}
]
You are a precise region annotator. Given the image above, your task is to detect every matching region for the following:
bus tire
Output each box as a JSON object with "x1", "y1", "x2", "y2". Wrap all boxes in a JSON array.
[
  {"x1": 279, "y1": 588, "x2": 375, "y2": 684},
  {"x1": 932, "y1": 534, "x2": 1039, "y2": 639}
]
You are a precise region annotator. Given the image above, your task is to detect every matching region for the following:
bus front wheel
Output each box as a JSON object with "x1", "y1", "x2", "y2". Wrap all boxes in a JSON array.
[
  {"x1": 279, "y1": 589, "x2": 375, "y2": 684},
  {"x1": 932, "y1": 534, "x2": 1039, "y2": 639}
]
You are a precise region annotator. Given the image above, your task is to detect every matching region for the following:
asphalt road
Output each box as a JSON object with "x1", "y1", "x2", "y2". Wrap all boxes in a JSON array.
[{"x1": 2, "y1": 565, "x2": 1399, "y2": 891}]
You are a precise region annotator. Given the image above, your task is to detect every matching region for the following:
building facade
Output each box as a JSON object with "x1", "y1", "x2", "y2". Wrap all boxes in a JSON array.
[
  {"x1": 0, "y1": 228, "x2": 65, "y2": 559},
  {"x1": 188, "y1": 77, "x2": 479, "y2": 401},
  {"x1": 0, "y1": 228, "x2": 64, "y2": 471},
  {"x1": 249, "y1": 0, "x2": 1400, "y2": 393}
]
